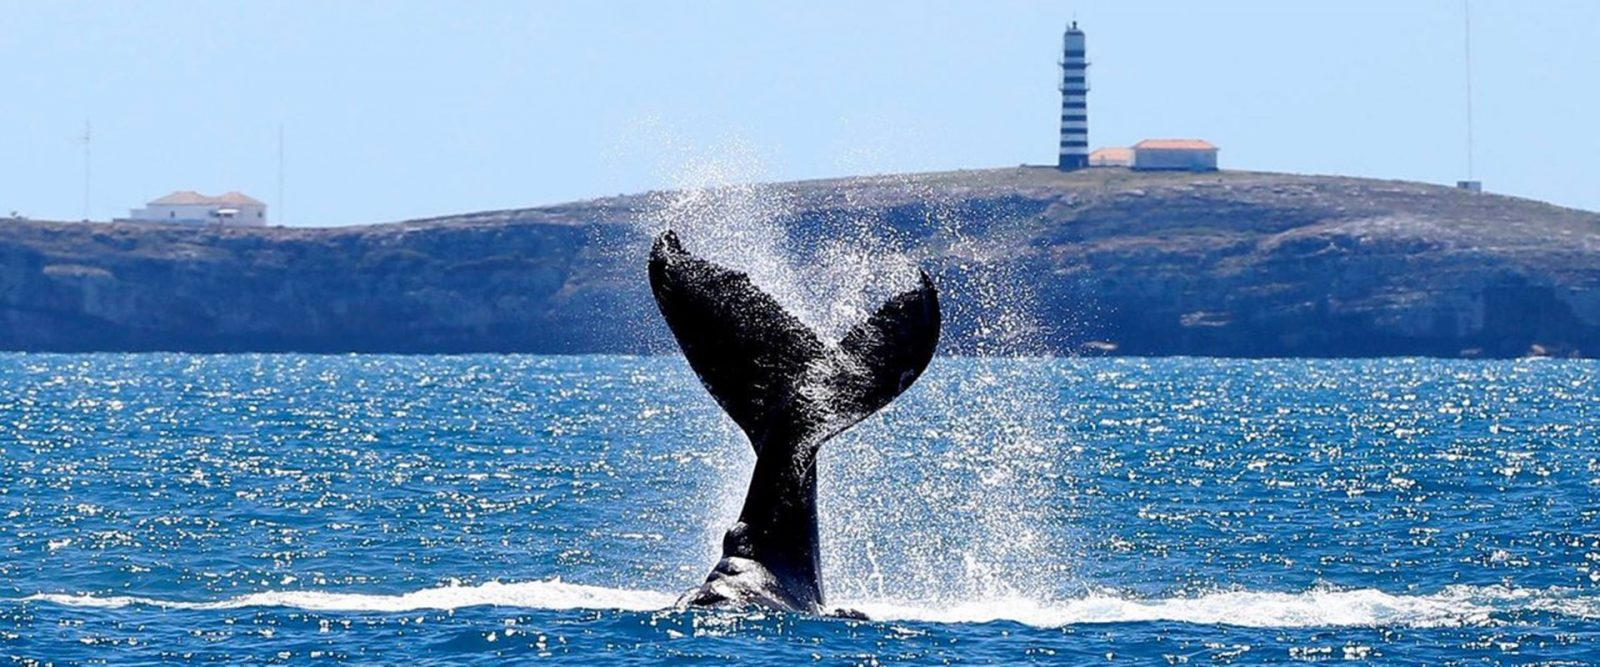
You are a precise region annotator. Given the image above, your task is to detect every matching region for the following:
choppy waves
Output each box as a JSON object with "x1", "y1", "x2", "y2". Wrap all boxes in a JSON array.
[{"x1": 21, "y1": 580, "x2": 1598, "y2": 629}]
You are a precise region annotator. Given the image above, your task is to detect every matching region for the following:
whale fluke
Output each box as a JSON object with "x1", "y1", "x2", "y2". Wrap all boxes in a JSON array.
[{"x1": 648, "y1": 230, "x2": 940, "y2": 614}]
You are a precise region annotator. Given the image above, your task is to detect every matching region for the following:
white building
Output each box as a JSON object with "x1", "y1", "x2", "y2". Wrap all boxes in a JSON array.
[
  {"x1": 128, "y1": 191, "x2": 267, "y2": 225},
  {"x1": 1132, "y1": 139, "x2": 1219, "y2": 171}
]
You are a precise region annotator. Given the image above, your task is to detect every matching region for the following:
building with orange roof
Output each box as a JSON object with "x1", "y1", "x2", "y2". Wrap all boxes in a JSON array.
[
  {"x1": 1131, "y1": 139, "x2": 1218, "y2": 171},
  {"x1": 1088, "y1": 146, "x2": 1134, "y2": 168},
  {"x1": 128, "y1": 191, "x2": 267, "y2": 226}
]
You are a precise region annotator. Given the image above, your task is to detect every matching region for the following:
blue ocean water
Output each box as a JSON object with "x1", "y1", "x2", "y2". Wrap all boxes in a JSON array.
[{"x1": 1, "y1": 354, "x2": 1596, "y2": 664}]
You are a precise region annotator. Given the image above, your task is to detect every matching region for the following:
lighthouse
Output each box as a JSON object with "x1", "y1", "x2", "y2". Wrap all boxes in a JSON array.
[{"x1": 1057, "y1": 21, "x2": 1089, "y2": 170}]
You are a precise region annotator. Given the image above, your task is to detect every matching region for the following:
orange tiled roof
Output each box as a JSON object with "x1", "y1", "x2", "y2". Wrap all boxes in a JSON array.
[
  {"x1": 1134, "y1": 139, "x2": 1217, "y2": 151},
  {"x1": 148, "y1": 190, "x2": 265, "y2": 206}
]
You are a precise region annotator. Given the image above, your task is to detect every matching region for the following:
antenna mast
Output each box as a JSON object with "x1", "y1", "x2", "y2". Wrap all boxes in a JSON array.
[
  {"x1": 80, "y1": 119, "x2": 92, "y2": 221},
  {"x1": 1463, "y1": 0, "x2": 1474, "y2": 180},
  {"x1": 277, "y1": 124, "x2": 286, "y2": 225}
]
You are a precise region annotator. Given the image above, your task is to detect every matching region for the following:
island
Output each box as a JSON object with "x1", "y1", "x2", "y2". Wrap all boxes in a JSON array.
[{"x1": 2, "y1": 167, "x2": 1597, "y2": 357}]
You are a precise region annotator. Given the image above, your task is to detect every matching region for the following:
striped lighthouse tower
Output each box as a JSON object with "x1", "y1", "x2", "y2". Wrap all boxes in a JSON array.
[{"x1": 1057, "y1": 21, "x2": 1089, "y2": 170}]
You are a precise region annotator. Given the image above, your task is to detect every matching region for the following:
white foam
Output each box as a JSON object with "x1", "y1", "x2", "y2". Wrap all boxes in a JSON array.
[
  {"x1": 18, "y1": 582, "x2": 1597, "y2": 628},
  {"x1": 24, "y1": 579, "x2": 676, "y2": 613},
  {"x1": 850, "y1": 585, "x2": 1600, "y2": 629}
]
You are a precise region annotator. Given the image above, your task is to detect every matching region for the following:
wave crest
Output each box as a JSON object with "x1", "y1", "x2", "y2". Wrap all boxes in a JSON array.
[
  {"x1": 25, "y1": 580, "x2": 676, "y2": 614},
  {"x1": 853, "y1": 585, "x2": 1597, "y2": 629},
  {"x1": 20, "y1": 581, "x2": 1597, "y2": 629}
]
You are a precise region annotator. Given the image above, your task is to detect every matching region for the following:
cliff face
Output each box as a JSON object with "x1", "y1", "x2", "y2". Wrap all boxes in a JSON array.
[
  {"x1": 3, "y1": 168, "x2": 1598, "y2": 357},
  {"x1": 0, "y1": 208, "x2": 641, "y2": 353}
]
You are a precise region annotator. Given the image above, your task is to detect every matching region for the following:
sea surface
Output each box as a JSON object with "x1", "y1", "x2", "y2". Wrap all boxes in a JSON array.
[{"x1": 1, "y1": 354, "x2": 1596, "y2": 664}]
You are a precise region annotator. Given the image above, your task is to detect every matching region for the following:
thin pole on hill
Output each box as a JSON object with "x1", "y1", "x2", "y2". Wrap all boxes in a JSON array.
[
  {"x1": 80, "y1": 119, "x2": 91, "y2": 221},
  {"x1": 1463, "y1": 0, "x2": 1474, "y2": 180},
  {"x1": 277, "y1": 124, "x2": 286, "y2": 225}
]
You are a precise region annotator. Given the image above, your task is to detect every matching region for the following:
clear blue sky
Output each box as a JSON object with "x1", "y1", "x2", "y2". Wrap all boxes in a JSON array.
[{"x1": 1, "y1": 1, "x2": 1595, "y2": 226}]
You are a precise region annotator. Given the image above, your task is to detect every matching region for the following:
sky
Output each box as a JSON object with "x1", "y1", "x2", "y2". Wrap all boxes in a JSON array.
[{"x1": 1, "y1": 0, "x2": 1596, "y2": 226}]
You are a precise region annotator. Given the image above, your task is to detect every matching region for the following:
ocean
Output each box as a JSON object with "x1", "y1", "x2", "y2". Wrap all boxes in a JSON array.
[{"x1": 1, "y1": 354, "x2": 1596, "y2": 664}]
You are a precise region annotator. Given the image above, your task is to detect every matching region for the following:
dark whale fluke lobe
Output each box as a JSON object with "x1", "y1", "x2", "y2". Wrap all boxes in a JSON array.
[{"x1": 648, "y1": 230, "x2": 940, "y2": 615}]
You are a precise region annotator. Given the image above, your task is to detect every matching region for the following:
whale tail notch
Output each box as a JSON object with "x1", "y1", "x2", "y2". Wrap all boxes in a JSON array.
[{"x1": 647, "y1": 230, "x2": 940, "y2": 452}]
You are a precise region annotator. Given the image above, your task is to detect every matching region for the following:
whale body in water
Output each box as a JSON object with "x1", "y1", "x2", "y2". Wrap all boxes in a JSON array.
[{"x1": 647, "y1": 230, "x2": 941, "y2": 616}]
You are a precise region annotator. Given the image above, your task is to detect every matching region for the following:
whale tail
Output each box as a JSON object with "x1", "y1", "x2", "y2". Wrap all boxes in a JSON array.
[
  {"x1": 647, "y1": 230, "x2": 939, "y2": 612},
  {"x1": 647, "y1": 230, "x2": 940, "y2": 453}
]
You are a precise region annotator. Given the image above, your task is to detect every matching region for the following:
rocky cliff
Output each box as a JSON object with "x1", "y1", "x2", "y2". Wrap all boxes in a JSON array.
[{"x1": 3, "y1": 168, "x2": 1598, "y2": 357}]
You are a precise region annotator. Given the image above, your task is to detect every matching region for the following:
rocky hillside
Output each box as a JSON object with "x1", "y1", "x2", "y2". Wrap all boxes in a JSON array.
[{"x1": 3, "y1": 167, "x2": 1598, "y2": 357}]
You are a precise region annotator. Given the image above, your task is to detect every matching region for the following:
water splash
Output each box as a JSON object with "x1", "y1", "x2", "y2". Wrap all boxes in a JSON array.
[
  {"x1": 620, "y1": 137, "x2": 1074, "y2": 610},
  {"x1": 635, "y1": 142, "x2": 921, "y2": 342}
]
